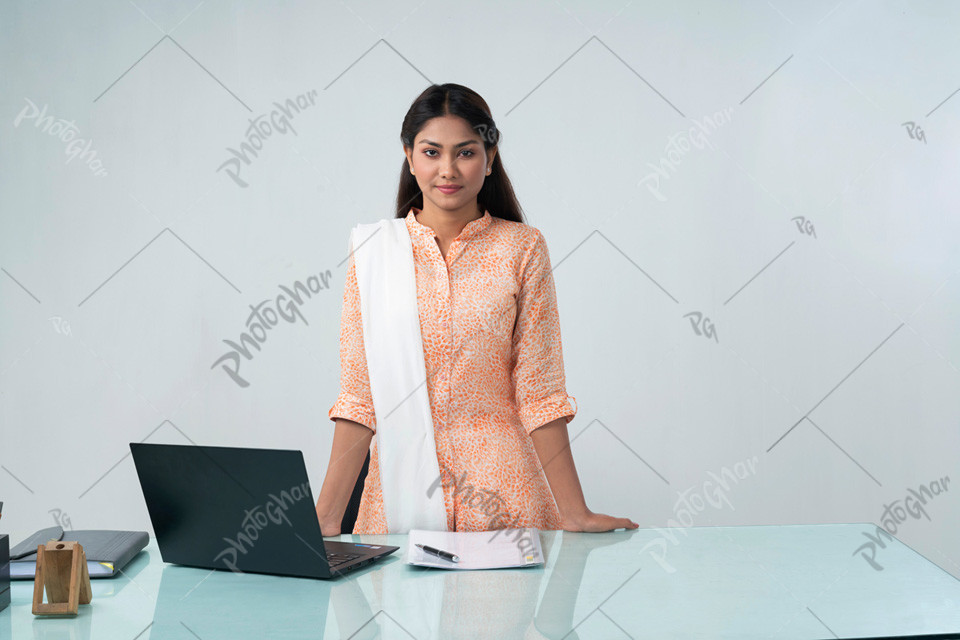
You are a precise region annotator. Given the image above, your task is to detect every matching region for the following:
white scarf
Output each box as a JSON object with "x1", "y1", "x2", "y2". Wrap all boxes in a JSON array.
[{"x1": 349, "y1": 218, "x2": 449, "y2": 533}]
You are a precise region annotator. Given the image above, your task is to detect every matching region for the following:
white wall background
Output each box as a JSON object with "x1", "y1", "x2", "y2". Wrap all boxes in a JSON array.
[{"x1": 1, "y1": 0, "x2": 958, "y2": 581}]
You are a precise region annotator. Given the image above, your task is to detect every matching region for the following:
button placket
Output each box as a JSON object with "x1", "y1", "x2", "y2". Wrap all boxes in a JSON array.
[{"x1": 436, "y1": 258, "x2": 453, "y2": 408}]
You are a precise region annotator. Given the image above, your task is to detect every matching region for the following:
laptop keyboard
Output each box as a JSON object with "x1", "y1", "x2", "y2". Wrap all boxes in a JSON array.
[{"x1": 326, "y1": 551, "x2": 361, "y2": 567}]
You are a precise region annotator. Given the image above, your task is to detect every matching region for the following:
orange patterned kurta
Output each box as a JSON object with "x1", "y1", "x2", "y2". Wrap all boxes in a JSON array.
[{"x1": 328, "y1": 207, "x2": 577, "y2": 533}]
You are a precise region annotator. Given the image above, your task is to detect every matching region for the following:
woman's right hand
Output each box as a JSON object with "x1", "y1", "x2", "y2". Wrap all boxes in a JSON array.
[{"x1": 315, "y1": 419, "x2": 373, "y2": 538}]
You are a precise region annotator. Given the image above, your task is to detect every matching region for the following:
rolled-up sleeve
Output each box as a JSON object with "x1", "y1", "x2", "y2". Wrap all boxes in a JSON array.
[
  {"x1": 328, "y1": 251, "x2": 377, "y2": 433},
  {"x1": 511, "y1": 229, "x2": 578, "y2": 434}
]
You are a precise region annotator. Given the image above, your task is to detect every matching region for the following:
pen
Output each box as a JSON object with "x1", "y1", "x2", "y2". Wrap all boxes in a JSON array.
[{"x1": 415, "y1": 543, "x2": 459, "y2": 563}]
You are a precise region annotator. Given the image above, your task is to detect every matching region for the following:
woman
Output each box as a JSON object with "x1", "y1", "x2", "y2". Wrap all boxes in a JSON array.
[{"x1": 316, "y1": 83, "x2": 638, "y2": 535}]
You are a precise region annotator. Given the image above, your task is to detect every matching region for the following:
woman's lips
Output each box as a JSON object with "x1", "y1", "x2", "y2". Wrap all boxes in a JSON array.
[{"x1": 437, "y1": 185, "x2": 461, "y2": 194}]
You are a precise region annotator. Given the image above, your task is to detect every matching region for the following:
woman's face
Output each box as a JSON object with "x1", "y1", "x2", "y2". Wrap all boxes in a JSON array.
[{"x1": 404, "y1": 115, "x2": 496, "y2": 217}]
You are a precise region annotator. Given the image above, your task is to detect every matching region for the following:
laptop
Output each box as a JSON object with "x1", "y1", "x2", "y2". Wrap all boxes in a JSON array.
[{"x1": 129, "y1": 443, "x2": 398, "y2": 579}]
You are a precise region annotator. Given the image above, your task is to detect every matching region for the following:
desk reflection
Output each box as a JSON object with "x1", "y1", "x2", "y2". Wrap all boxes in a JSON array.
[
  {"x1": 355, "y1": 530, "x2": 636, "y2": 640},
  {"x1": 25, "y1": 550, "x2": 150, "y2": 640},
  {"x1": 148, "y1": 530, "x2": 637, "y2": 639},
  {"x1": 152, "y1": 564, "x2": 338, "y2": 638}
]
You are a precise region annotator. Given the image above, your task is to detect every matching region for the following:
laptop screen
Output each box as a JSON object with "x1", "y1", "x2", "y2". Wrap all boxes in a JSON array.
[{"x1": 130, "y1": 443, "x2": 330, "y2": 579}]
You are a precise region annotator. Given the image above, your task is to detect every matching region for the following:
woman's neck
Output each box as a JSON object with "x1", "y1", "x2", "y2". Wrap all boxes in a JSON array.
[{"x1": 415, "y1": 203, "x2": 483, "y2": 243}]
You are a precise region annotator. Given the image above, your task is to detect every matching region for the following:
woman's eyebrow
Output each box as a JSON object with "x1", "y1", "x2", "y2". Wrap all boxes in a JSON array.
[{"x1": 419, "y1": 139, "x2": 479, "y2": 147}]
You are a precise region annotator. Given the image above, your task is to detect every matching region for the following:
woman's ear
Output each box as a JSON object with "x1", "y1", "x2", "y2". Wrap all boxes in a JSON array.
[
  {"x1": 487, "y1": 145, "x2": 498, "y2": 172},
  {"x1": 403, "y1": 145, "x2": 414, "y2": 173}
]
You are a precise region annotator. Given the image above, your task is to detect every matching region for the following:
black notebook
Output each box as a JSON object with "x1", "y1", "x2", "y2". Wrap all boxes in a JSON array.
[{"x1": 10, "y1": 528, "x2": 148, "y2": 580}]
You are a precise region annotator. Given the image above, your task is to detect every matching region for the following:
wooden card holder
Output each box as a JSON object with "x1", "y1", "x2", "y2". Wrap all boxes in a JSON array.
[{"x1": 32, "y1": 540, "x2": 92, "y2": 616}]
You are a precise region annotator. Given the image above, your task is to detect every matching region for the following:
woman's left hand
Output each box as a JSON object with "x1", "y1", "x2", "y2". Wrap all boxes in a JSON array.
[{"x1": 561, "y1": 509, "x2": 639, "y2": 532}]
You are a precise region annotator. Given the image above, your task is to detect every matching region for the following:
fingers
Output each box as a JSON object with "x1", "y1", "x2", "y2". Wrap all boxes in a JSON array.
[
  {"x1": 597, "y1": 515, "x2": 639, "y2": 532},
  {"x1": 562, "y1": 513, "x2": 640, "y2": 533}
]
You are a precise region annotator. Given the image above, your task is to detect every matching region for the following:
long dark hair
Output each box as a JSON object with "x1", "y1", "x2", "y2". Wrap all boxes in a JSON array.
[{"x1": 396, "y1": 83, "x2": 526, "y2": 224}]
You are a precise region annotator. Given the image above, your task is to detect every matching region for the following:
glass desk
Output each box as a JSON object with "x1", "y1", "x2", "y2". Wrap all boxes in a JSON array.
[{"x1": 2, "y1": 523, "x2": 958, "y2": 639}]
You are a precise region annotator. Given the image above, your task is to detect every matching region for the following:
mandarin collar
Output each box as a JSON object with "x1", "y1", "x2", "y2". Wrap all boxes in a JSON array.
[{"x1": 405, "y1": 207, "x2": 493, "y2": 243}]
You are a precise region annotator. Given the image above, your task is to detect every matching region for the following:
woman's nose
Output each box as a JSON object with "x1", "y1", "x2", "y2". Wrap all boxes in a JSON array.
[{"x1": 439, "y1": 156, "x2": 458, "y2": 177}]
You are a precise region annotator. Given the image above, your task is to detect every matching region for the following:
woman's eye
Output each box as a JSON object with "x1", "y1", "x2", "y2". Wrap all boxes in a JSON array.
[{"x1": 422, "y1": 149, "x2": 475, "y2": 158}]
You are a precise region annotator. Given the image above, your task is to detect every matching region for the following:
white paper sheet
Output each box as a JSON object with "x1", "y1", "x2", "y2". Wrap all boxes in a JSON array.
[{"x1": 406, "y1": 528, "x2": 544, "y2": 570}]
